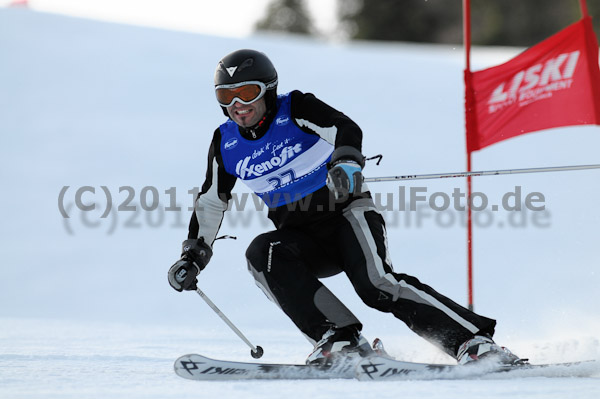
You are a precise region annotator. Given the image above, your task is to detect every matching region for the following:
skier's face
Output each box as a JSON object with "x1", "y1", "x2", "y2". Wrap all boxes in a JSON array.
[{"x1": 227, "y1": 98, "x2": 267, "y2": 128}]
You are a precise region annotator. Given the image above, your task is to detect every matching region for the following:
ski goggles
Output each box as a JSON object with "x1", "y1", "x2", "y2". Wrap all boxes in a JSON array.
[{"x1": 215, "y1": 80, "x2": 277, "y2": 107}]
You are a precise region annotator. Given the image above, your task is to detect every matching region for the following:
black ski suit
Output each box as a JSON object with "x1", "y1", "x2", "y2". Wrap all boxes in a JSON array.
[{"x1": 188, "y1": 90, "x2": 496, "y2": 357}]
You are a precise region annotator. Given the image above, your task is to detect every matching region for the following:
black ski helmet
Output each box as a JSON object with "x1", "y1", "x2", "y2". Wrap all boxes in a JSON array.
[{"x1": 214, "y1": 49, "x2": 278, "y2": 117}]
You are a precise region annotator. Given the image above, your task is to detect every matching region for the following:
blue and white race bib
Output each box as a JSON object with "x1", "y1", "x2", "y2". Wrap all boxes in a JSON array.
[{"x1": 220, "y1": 93, "x2": 333, "y2": 207}]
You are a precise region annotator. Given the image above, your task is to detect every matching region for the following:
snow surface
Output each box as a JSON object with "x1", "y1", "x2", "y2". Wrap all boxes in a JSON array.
[{"x1": 1, "y1": 8, "x2": 599, "y2": 399}]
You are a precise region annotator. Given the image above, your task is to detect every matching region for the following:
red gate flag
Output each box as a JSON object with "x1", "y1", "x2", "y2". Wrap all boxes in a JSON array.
[{"x1": 465, "y1": 17, "x2": 600, "y2": 153}]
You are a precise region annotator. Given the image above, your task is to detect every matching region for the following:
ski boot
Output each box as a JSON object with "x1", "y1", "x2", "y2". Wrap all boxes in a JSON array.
[
  {"x1": 306, "y1": 326, "x2": 374, "y2": 366},
  {"x1": 457, "y1": 335, "x2": 525, "y2": 366}
]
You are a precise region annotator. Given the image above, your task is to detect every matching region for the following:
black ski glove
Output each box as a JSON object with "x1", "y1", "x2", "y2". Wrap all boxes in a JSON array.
[
  {"x1": 326, "y1": 146, "x2": 366, "y2": 200},
  {"x1": 168, "y1": 238, "x2": 213, "y2": 292}
]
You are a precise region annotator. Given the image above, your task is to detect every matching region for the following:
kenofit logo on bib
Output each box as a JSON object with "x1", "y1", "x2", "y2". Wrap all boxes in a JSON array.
[
  {"x1": 224, "y1": 138, "x2": 238, "y2": 150},
  {"x1": 236, "y1": 143, "x2": 302, "y2": 179}
]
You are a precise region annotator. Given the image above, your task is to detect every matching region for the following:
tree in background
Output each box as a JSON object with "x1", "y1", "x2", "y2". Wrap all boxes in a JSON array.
[
  {"x1": 255, "y1": 0, "x2": 315, "y2": 35},
  {"x1": 470, "y1": 0, "x2": 583, "y2": 46},
  {"x1": 337, "y1": 0, "x2": 599, "y2": 46},
  {"x1": 338, "y1": 0, "x2": 462, "y2": 43}
]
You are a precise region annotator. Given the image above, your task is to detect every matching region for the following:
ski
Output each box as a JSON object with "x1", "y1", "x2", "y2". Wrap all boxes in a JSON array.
[
  {"x1": 355, "y1": 356, "x2": 599, "y2": 381},
  {"x1": 175, "y1": 337, "x2": 599, "y2": 382},
  {"x1": 356, "y1": 356, "x2": 457, "y2": 380},
  {"x1": 174, "y1": 354, "x2": 356, "y2": 381}
]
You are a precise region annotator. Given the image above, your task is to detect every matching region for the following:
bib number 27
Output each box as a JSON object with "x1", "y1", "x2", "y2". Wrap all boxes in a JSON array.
[{"x1": 266, "y1": 169, "x2": 296, "y2": 189}]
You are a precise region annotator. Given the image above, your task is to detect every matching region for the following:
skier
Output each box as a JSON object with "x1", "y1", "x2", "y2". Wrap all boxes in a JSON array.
[{"x1": 168, "y1": 49, "x2": 520, "y2": 366}]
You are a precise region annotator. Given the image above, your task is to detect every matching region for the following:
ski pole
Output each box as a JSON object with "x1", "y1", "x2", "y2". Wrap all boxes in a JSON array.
[
  {"x1": 363, "y1": 163, "x2": 600, "y2": 183},
  {"x1": 196, "y1": 286, "x2": 264, "y2": 359}
]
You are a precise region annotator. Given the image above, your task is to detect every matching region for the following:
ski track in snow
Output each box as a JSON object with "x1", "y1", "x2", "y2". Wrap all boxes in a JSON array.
[{"x1": 1, "y1": 318, "x2": 599, "y2": 399}]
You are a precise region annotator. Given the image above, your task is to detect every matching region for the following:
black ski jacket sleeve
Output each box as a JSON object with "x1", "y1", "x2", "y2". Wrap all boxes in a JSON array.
[
  {"x1": 289, "y1": 90, "x2": 362, "y2": 152},
  {"x1": 187, "y1": 129, "x2": 236, "y2": 245}
]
